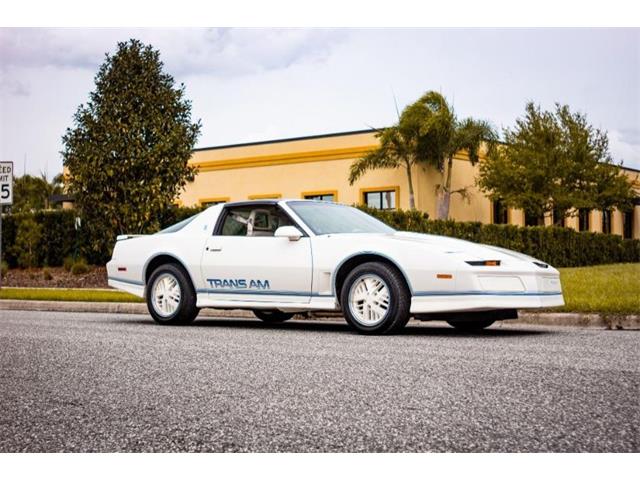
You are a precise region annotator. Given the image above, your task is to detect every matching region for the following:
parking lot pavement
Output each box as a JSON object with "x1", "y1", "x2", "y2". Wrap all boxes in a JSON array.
[{"x1": 0, "y1": 310, "x2": 638, "y2": 452}]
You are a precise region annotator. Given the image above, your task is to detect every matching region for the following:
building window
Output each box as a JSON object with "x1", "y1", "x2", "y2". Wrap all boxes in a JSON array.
[
  {"x1": 578, "y1": 209, "x2": 591, "y2": 232},
  {"x1": 362, "y1": 188, "x2": 397, "y2": 210},
  {"x1": 303, "y1": 191, "x2": 336, "y2": 202},
  {"x1": 200, "y1": 197, "x2": 230, "y2": 207},
  {"x1": 524, "y1": 211, "x2": 539, "y2": 227},
  {"x1": 552, "y1": 208, "x2": 567, "y2": 227},
  {"x1": 492, "y1": 200, "x2": 509, "y2": 224},
  {"x1": 623, "y1": 210, "x2": 634, "y2": 239},
  {"x1": 248, "y1": 193, "x2": 282, "y2": 200},
  {"x1": 602, "y1": 209, "x2": 612, "y2": 234}
]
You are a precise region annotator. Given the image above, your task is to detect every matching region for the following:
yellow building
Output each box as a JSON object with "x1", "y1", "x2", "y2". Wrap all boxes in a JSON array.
[{"x1": 179, "y1": 129, "x2": 640, "y2": 239}]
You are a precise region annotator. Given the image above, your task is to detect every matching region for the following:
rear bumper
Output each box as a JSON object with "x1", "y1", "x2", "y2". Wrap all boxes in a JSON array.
[
  {"x1": 107, "y1": 277, "x2": 145, "y2": 298},
  {"x1": 106, "y1": 259, "x2": 145, "y2": 298},
  {"x1": 409, "y1": 292, "x2": 564, "y2": 314}
]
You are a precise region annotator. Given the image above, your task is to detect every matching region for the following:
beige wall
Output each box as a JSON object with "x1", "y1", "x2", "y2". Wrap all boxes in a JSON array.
[
  {"x1": 177, "y1": 130, "x2": 640, "y2": 239},
  {"x1": 182, "y1": 157, "x2": 411, "y2": 208},
  {"x1": 181, "y1": 130, "x2": 495, "y2": 221}
]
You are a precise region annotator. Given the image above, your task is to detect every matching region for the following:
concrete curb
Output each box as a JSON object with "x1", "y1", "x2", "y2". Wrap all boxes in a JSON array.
[
  {"x1": 1, "y1": 299, "x2": 638, "y2": 329},
  {"x1": 514, "y1": 312, "x2": 639, "y2": 330},
  {"x1": 0, "y1": 300, "x2": 255, "y2": 319}
]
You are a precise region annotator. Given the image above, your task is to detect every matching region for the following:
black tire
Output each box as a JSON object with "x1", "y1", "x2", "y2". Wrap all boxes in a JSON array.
[
  {"x1": 146, "y1": 263, "x2": 199, "y2": 325},
  {"x1": 446, "y1": 318, "x2": 495, "y2": 331},
  {"x1": 252, "y1": 309, "x2": 295, "y2": 323},
  {"x1": 340, "y1": 261, "x2": 411, "y2": 335}
]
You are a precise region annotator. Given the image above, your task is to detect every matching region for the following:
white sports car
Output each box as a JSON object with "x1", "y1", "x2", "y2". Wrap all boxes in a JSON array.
[{"x1": 107, "y1": 200, "x2": 564, "y2": 334}]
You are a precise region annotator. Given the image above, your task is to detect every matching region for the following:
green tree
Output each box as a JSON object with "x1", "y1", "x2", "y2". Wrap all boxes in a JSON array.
[
  {"x1": 10, "y1": 173, "x2": 64, "y2": 213},
  {"x1": 62, "y1": 39, "x2": 201, "y2": 260},
  {"x1": 477, "y1": 103, "x2": 636, "y2": 225},
  {"x1": 11, "y1": 217, "x2": 42, "y2": 268},
  {"x1": 349, "y1": 91, "x2": 495, "y2": 216}
]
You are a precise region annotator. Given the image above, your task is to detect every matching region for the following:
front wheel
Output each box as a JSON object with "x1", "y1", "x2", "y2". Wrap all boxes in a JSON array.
[
  {"x1": 341, "y1": 262, "x2": 411, "y2": 335},
  {"x1": 146, "y1": 263, "x2": 199, "y2": 325},
  {"x1": 253, "y1": 309, "x2": 295, "y2": 323},
  {"x1": 447, "y1": 319, "x2": 495, "y2": 331}
]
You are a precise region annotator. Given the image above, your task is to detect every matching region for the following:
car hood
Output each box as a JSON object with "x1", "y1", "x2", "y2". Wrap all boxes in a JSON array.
[{"x1": 390, "y1": 231, "x2": 545, "y2": 264}]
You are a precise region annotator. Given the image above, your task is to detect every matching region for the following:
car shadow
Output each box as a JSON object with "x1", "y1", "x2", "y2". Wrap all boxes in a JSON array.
[{"x1": 116, "y1": 316, "x2": 553, "y2": 337}]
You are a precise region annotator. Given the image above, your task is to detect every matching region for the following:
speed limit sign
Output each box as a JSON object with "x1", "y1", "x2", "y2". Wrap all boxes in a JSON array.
[
  {"x1": 0, "y1": 161, "x2": 12, "y2": 288},
  {"x1": 0, "y1": 162, "x2": 12, "y2": 205}
]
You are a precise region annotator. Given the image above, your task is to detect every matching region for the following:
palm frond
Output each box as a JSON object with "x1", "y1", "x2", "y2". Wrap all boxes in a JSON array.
[
  {"x1": 348, "y1": 146, "x2": 401, "y2": 184},
  {"x1": 452, "y1": 118, "x2": 498, "y2": 164}
]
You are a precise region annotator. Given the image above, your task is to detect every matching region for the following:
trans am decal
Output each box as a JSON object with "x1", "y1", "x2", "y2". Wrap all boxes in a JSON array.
[{"x1": 206, "y1": 278, "x2": 271, "y2": 290}]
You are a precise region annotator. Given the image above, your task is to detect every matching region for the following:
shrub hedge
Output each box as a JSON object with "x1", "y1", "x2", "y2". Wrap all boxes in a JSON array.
[
  {"x1": 1, "y1": 205, "x2": 638, "y2": 268},
  {"x1": 0, "y1": 206, "x2": 204, "y2": 267},
  {"x1": 360, "y1": 205, "x2": 640, "y2": 267}
]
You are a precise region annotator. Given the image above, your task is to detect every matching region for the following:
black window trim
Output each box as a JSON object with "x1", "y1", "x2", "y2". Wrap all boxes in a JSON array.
[
  {"x1": 578, "y1": 208, "x2": 591, "y2": 232},
  {"x1": 602, "y1": 208, "x2": 613, "y2": 234},
  {"x1": 363, "y1": 189, "x2": 396, "y2": 210},
  {"x1": 622, "y1": 210, "x2": 634, "y2": 239},
  {"x1": 303, "y1": 193, "x2": 335, "y2": 202},
  {"x1": 492, "y1": 199, "x2": 509, "y2": 225}
]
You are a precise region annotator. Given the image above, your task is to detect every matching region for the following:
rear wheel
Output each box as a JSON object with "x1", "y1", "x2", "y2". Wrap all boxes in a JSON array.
[
  {"x1": 146, "y1": 263, "x2": 199, "y2": 325},
  {"x1": 340, "y1": 262, "x2": 410, "y2": 335},
  {"x1": 447, "y1": 319, "x2": 495, "y2": 331},
  {"x1": 253, "y1": 309, "x2": 294, "y2": 323}
]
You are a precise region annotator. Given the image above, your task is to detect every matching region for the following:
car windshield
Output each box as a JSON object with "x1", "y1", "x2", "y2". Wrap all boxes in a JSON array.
[{"x1": 287, "y1": 201, "x2": 395, "y2": 235}]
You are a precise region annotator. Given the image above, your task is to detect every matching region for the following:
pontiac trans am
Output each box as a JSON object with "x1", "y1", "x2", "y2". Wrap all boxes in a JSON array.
[{"x1": 107, "y1": 200, "x2": 564, "y2": 334}]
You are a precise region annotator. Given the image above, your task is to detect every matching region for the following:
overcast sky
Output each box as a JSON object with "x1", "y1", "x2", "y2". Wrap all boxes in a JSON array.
[{"x1": 1, "y1": 27, "x2": 638, "y2": 176}]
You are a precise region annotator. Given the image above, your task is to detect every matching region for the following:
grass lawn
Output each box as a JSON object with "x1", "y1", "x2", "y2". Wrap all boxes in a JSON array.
[
  {"x1": 1, "y1": 263, "x2": 638, "y2": 314},
  {"x1": 0, "y1": 288, "x2": 143, "y2": 303},
  {"x1": 553, "y1": 263, "x2": 639, "y2": 315}
]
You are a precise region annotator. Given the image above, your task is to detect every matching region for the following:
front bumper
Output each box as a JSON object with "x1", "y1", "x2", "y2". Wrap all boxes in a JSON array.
[{"x1": 409, "y1": 291, "x2": 564, "y2": 314}]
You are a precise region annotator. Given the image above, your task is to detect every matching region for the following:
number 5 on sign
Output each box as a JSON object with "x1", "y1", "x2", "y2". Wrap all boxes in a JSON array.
[{"x1": 0, "y1": 162, "x2": 13, "y2": 205}]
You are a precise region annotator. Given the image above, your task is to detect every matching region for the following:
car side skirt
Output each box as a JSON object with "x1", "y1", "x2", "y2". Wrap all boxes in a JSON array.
[{"x1": 195, "y1": 295, "x2": 338, "y2": 312}]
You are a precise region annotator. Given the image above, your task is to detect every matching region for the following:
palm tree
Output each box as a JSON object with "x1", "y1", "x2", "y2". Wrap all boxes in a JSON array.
[
  {"x1": 405, "y1": 91, "x2": 497, "y2": 219},
  {"x1": 349, "y1": 91, "x2": 496, "y2": 217},
  {"x1": 41, "y1": 172, "x2": 64, "y2": 209},
  {"x1": 349, "y1": 126, "x2": 419, "y2": 209},
  {"x1": 435, "y1": 116, "x2": 497, "y2": 219}
]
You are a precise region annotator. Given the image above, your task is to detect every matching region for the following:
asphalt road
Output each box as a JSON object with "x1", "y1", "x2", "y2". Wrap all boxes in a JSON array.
[{"x1": 0, "y1": 310, "x2": 638, "y2": 452}]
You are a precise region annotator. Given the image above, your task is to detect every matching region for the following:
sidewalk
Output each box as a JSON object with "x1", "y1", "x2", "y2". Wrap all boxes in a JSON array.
[{"x1": 1, "y1": 299, "x2": 638, "y2": 329}]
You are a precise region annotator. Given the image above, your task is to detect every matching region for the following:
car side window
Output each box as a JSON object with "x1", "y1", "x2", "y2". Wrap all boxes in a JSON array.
[
  {"x1": 221, "y1": 209, "x2": 250, "y2": 236},
  {"x1": 219, "y1": 206, "x2": 294, "y2": 237}
]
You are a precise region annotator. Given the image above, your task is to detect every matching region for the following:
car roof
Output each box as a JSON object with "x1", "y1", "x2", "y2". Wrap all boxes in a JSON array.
[
  {"x1": 224, "y1": 200, "x2": 280, "y2": 208},
  {"x1": 223, "y1": 198, "x2": 335, "y2": 208}
]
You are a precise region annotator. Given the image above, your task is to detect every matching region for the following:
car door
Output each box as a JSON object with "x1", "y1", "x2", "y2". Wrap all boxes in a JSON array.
[{"x1": 200, "y1": 204, "x2": 313, "y2": 303}]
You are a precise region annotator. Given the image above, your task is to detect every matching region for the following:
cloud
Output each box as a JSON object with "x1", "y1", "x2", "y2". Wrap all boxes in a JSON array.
[
  {"x1": 617, "y1": 127, "x2": 640, "y2": 146},
  {"x1": 0, "y1": 28, "x2": 347, "y2": 77},
  {"x1": 0, "y1": 28, "x2": 102, "y2": 70},
  {"x1": 168, "y1": 28, "x2": 347, "y2": 76},
  {"x1": 0, "y1": 75, "x2": 29, "y2": 96},
  {"x1": 609, "y1": 129, "x2": 640, "y2": 168}
]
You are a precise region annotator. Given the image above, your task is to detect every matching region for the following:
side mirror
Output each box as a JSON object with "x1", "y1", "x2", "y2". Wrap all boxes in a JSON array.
[{"x1": 274, "y1": 226, "x2": 303, "y2": 241}]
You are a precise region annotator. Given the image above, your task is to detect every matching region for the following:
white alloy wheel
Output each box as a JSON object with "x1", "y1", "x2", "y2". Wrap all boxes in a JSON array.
[
  {"x1": 151, "y1": 273, "x2": 182, "y2": 317},
  {"x1": 348, "y1": 273, "x2": 391, "y2": 326}
]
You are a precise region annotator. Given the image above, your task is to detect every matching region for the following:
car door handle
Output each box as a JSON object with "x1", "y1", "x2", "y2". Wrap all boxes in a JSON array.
[{"x1": 206, "y1": 246, "x2": 223, "y2": 252}]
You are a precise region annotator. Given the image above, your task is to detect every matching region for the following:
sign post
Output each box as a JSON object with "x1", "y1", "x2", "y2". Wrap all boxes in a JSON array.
[{"x1": 0, "y1": 161, "x2": 14, "y2": 289}]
